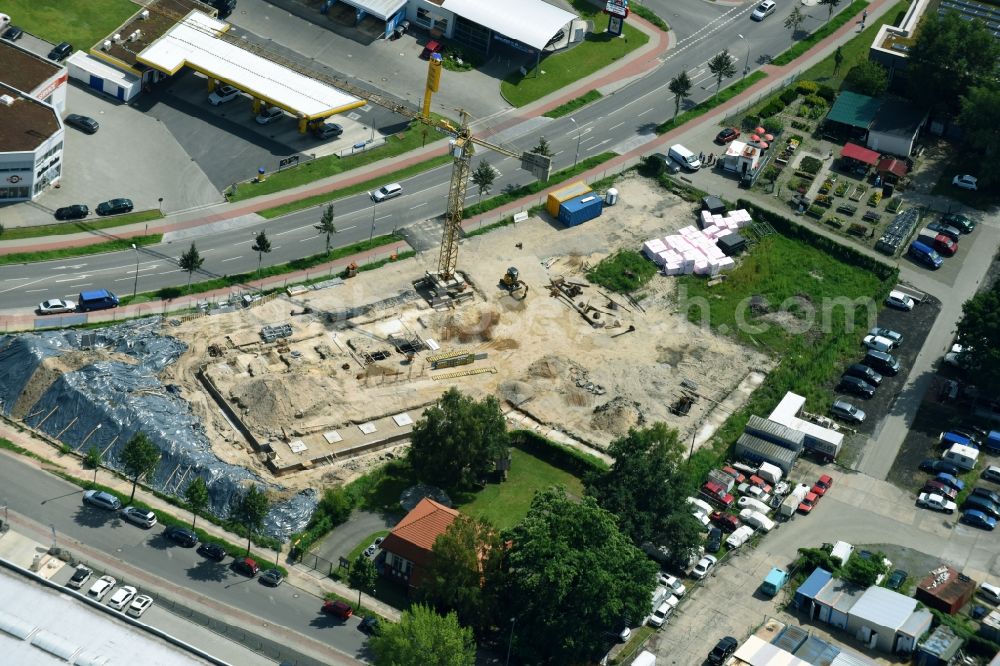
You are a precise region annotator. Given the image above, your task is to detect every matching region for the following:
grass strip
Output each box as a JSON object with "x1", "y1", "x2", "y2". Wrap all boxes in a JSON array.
[
  {"x1": 0, "y1": 210, "x2": 163, "y2": 241},
  {"x1": 630, "y1": 4, "x2": 669, "y2": 31},
  {"x1": 501, "y1": 3, "x2": 648, "y2": 107},
  {"x1": 257, "y1": 155, "x2": 452, "y2": 219},
  {"x1": 120, "y1": 234, "x2": 405, "y2": 304},
  {"x1": 771, "y1": 0, "x2": 870, "y2": 66},
  {"x1": 228, "y1": 115, "x2": 454, "y2": 203},
  {"x1": 543, "y1": 90, "x2": 604, "y2": 119},
  {"x1": 0, "y1": 235, "x2": 162, "y2": 266},
  {"x1": 463, "y1": 152, "x2": 616, "y2": 219},
  {"x1": 656, "y1": 72, "x2": 767, "y2": 134}
]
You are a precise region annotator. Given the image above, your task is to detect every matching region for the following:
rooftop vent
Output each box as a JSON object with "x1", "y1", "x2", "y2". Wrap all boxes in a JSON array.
[{"x1": 0, "y1": 95, "x2": 15, "y2": 107}]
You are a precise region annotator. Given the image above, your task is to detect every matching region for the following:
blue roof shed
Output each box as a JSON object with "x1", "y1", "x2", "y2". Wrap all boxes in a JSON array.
[{"x1": 795, "y1": 567, "x2": 833, "y2": 611}]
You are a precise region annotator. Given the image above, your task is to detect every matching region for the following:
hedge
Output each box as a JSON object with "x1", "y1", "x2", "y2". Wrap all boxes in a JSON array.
[
  {"x1": 510, "y1": 430, "x2": 608, "y2": 479},
  {"x1": 760, "y1": 100, "x2": 785, "y2": 118}
]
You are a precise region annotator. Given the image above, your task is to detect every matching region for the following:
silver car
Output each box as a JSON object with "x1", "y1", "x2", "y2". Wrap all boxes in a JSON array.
[
  {"x1": 83, "y1": 490, "x2": 122, "y2": 511},
  {"x1": 37, "y1": 298, "x2": 76, "y2": 315},
  {"x1": 830, "y1": 399, "x2": 866, "y2": 423},
  {"x1": 121, "y1": 506, "x2": 157, "y2": 529},
  {"x1": 370, "y1": 183, "x2": 403, "y2": 202}
]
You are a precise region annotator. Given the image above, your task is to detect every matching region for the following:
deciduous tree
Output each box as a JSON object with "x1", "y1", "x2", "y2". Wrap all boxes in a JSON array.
[
  {"x1": 668, "y1": 71, "x2": 692, "y2": 120},
  {"x1": 958, "y1": 85, "x2": 1000, "y2": 188},
  {"x1": 844, "y1": 60, "x2": 889, "y2": 97},
  {"x1": 408, "y1": 388, "x2": 509, "y2": 488},
  {"x1": 184, "y1": 477, "x2": 210, "y2": 529},
  {"x1": 230, "y1": 484, "x2": 270, "y2": 555},
  {"x1": 784, "y1": 6, "x2": 806, "y2": 42},
  {"x1": 84, "y1": 446, "x2": 102, "y2": 483},
  {"x1": 532, "y1": 136, "x2": 552, "y2": 157},
  {"x1": 819, "y1": 0, "x2": 841, "y2": 22},
  {"x1": 348, "y1": 553, "x2": 378, "y2": 611},
  {"x1": 707, "y1": 50, "x2": 736, "y2": 94},
  {"x1": 120, "y1": 431, "x2": 161, "y2": 502},
  {"x1": 251, "y1": 230, "x2": 271, "y2": 280},
  {"x1": 471, "y1": 161, "x2": 496, "y2": 203},
  {"x1": 178, "y1": 242, "x2": 204, "y2": 292},
  {"x1": 504, "y1": 488, "x2": 656, "y2": 664},
  {"x1": 953, "y1": 283, "x2": 1000, "y2": 393},
  {"x1": 369, "y1": 604, "x2": 476, "y2": 666},
  {"x1": 315, "y1": 205, "x2": 337, "y2": 254}
]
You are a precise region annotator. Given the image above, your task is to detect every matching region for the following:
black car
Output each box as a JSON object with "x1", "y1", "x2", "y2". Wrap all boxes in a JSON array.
[
  {"x1": 919, "y1": 459, "x2": 961, "y2": 476},
  {"x1": 926, "y1": 221, "x2": 961, "y2": 242},
  {"x1": 197, "y1": 542, "x2": 226, "y2": 561},
  {"x1": 864, "y1": 350, "x2": 900, "y2": 376},
  {"x1": 48, "y1": 41, "x2": 72, "y2": 61},
  {"x1": 647, "y1": 152, "x2": 681, "y2": 175},
  {"x1": 972, "y1": 487, "x2": 1000, "y2": 505},
  {"x1": 96, "y1": 198, "x2": 134, "y2": 216},
  {"x1": 164, "y1": 525, "x2": 198, "y2": 547},
  {"x1": 3, "y1": 26, "x2": 24, "y2": 41},
  {"x1": 311, "y1": 122, "x2": 343, "y2": 139},
  {"x1": 65, "y1": 114, "x2": 99, "y2": 134},
  {"x1": 708, "y1": 636, "x2": 738, "y2": 665},
  {"x1": 844, "y1": 363, "x2": 882, "y2": 386},
  {"x1": 706, "y1": 526, "x2": 723, "y2": 553},
  {"x1": 54, "y1": 204, "x2": 89, "y2": 221},
  {"x1": 961, "y1": 496, "x2": 1000, "y2": 520},
  {"x1": 942, "y1": 213, "x2": 976, "y2": 234},
  {"x1": 887, "y1": 569, "x2": 907, "y2": 590},
  {"x1": 839, "y1": 375, "x2": 876, "y2": 399},
  {"x1": 358, "y1": 615, "x2": 381, "y2": 635}
]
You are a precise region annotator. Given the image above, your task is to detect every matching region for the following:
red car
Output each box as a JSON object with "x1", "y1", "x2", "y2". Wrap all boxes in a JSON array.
[
  {"x1": 701, "y1": 481, "x2": 735, "y2": 507},
  {"x1": 715, "y1": 127, "x2": 740, "y2": 144},
  {"x1": 721, "y1": 466, "x2": 746, "y2": 484},
  {"x1": 322, "y1": 600, "x2": 354, "y2": 619},
  {"x1": 233, "y1": 557, "x2": 260, "y2": 577},
  {"x1": 749, "y1": 475, "x2": 773, "y2": 494},
  {"x1": 922, "y1": 480, "x2": 958, "y2": 501},
  {"x1": 709, "y1": 511, "x2": 742, "y2": 533},
  {"x1": 798, "y1": 492, "x2": 819, "y2": 513},
  {"x1": 812, "y1": 475, "x2": 833, "y2": 496}
]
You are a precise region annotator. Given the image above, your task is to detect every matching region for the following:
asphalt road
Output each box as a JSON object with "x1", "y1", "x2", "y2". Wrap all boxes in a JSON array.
[
  {"x1": 0, "y1": 453, "x2": 369, "y2": 664},
  {"x1": 0, "y1": 0, "x2": 859, "y2": 310}
]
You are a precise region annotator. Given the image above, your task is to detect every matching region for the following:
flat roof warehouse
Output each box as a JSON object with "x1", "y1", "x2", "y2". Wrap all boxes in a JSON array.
[{"x1": 137, "y1": 11, "x2": 364, "y2": 120}]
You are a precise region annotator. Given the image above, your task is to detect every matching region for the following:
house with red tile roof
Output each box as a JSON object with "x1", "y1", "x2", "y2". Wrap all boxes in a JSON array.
[{"x1": 380, "y1": 497, "x2": 460, "y2": 590}]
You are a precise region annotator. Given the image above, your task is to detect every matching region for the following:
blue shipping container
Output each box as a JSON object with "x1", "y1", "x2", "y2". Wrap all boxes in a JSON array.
[
  {"x1": 559, "y1": 193, "x2": 603, "y2": 227},
  {"x1": 986, "y1": 431, "x2": 1000, "y2": 454}
]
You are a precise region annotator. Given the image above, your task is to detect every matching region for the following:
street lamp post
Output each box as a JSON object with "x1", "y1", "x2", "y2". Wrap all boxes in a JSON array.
[
  {"x1": 738, "y1": 34, "x2": 751, "y2": 79},
  {"x1": 505, "y1": 617, "x2": 517, "y2": 666},
  {"x1": 131, "y1": 243, "x2": 139, "y2": 299},
  {"x1": 368, "y1": 195, "x2": 377, "y2": 244},
  {"x1": 157, "y1": 197, "x2": 163, "y2": 214},
  {"x1": 568, "y1": 117, "x2": 581, "y2": 168}
]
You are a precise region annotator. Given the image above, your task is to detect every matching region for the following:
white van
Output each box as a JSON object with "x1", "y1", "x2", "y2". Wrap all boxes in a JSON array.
[
  {"x1": 943, "y1": 443, "x2": 979, "y2": 471},
  {"x1": 726, "y1": 524, "x2": 754, "y2": 548},
  {"x1": 668, "y1": 144, "x2": 701, "y2": 171},
  {"x1": 739, "y1": 508, "x2": 775, "y2": 532}
]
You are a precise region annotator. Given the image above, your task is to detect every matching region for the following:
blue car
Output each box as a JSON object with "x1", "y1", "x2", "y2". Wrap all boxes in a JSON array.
[
  {"x1": 960, "y1": 509, "x2": 997, "y2": 531},
  {"x1": 936, "y1": 473, "x2": 965, "y2": 492}
]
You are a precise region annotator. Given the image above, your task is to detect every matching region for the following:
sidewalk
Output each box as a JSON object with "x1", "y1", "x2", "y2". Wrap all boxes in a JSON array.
[{"x1": 0, "y1": 419, "x2": 402, "y2": 625}]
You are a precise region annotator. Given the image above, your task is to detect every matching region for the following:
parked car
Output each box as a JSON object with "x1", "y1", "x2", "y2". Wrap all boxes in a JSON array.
[
  {"x1": 255, "y1": 106, "x2": 284, "y2": 125},
  {"x1": 920, "y1": 459, "x2": 961, "y2": 475},
  {"x1": 863, "y1": 335, "x2": 896, "y2": 353},
  {"x1": 830, "y1": 399, "x2": 866, "y2": 423},
  {"x1": 701, "y1": 481, "x2": 734, "y2": 507},
  {"x1": 83, "y1": 490, "x2": 122, "y2": 511},
  {"x1": 942, "y1": 212, "x2": 976, "y2": 233},
  {"x1": 839, "y1": 375, "x2": 876, "y2": 399},
  {"x1": 322, "y1": 600, "x2": 354, "y2": 619},
  {"x1": 260, "y1": 568, "x2": 284, "y2": 586},
  {"x1": 370, "y1": 183, "x2": 403, "y2": 202},
  {"x1": 715, "y1": 127, "x2": 740, "y2": 144},
  {"x1": 88, "y1": 575, "x2": 116, "y2": 601},
  {"x1": 868, "y1": 327, "x2": 903, "y2": 345},
  {"x1": 721, "y1": 466, "x2": 746, "y2": 484},
  {"x1": 233, "y1": 557, "x2": 260, "y2": 577},
  {"x1": 2, "y1": 25, "x2": 24, "y2": 41},
  {"x1": 979, "y1": 583, "x2": 1000, "y2": 605},
  {"x1": 961, "y1": 496, "x2": 1000, "y2": 520},
  {"x1": 971, "y1": 487, "x2": 1000, "y2": 505},
  {"x1": 844, "y1": 363, "x2": 883, "y2": 386},
  {"x1": 127, "y1": 594, "x2": 154, "y2": 618},
  {"x1": 692, "y1": 554, "x2": 718, "y2": 579},
  {"x1": 64, "y1": 114, "x2": 99, "y2": 134},
  {"x1": 208, "y1": 85, "x2": 240, "y2": 106},
  {"x1": 887, "y1": 569, "x2": 907, "y2": 590},
  {"x1": 37, "y1": 299, "x2": 77, "y2": 315},
  {"x1": 54, "y1": 204, "x2": 89, "y2": 220},
  {"x1": 726, "y1": 524, "x2": 754, "y2": 549},
  {"x1": 96, "y1": 198, "x2": 134, "y2": 216},
  {"x1": 67, "y1": 565, "x2": 92, "y2": 589},
  {"x1": 107, "y1": 585, "x2": 137, "y2": 611},
  {"x1": 648, "y1": 601, "x2": 673, "y2": 627},
  {"x1": 48, "y1": 41, "x2": 72, "y2": 61},
  {"x1": 926, "y1": 221, "x2": 962, "y2": 242},
  {"x1": 312, "y1": 121, "x2": 344, "y2": 140},
  {"x1": 748, "y1": 475, "x2": 772, "y2": 494},
  {"x1": 865, "y1": 349, "x2": 900, "y2": 375},
  {"x1": 885, "y1": 290, "x2": 914, "y2": 311},
  {"x1": 952, "y1": 174, "x2": 978, "y2": 191},
  {"x1": 658, "y1": 574, "x2": 686, "y2": 598},
  {"x1": 708, "y1": 636, "x2": 739, "y2": 665},
  {"x1": 812, "y1": 475, "x2": 833, "y2": 496},
  {"x1": 798, "y1": 492, "x2": 819, "y2": 514},
  {"x1": 164, "y1": 525, "x2": 198, "y2": 547},
  {"x1": 935, "y1": 473, "x2": 965, "y2": 493},
  {"x1": 917, "y1": 492, "x2": 956, "y2": 514},
  {"x1": 709, "y1": 510, "x2": 742, "y2": 533},
  {"x1": 985, "y1": 465, "x2": 1000, "y2": 484},
  {"x1": 358, "y1": 615, "x2": 381, "y2": 635},
  {"x1": 922, "y1": 480, "x2": 958, "y2": 501},
  {"x1": 750, "y1": 0, "x2": 777, "y2": 20},
  {"x1": 121, "y1": 506, "x2": 157, "y2": 528},
  {"x1": 648, "y1": 153, "x2": 681, "y2": 175},
  {"x1": 197, "y1": 542, "x2": 226, "y2": 561},
  {"x1": 961, "y1": 509, "x2": 997, "y2": 531}
]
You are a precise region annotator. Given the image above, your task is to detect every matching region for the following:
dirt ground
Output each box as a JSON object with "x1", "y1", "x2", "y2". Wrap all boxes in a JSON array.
[{"x1": 133, "y1": 176, "x2": 771, "y2": 492}]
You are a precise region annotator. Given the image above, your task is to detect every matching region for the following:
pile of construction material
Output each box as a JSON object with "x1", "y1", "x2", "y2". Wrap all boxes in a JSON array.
[{"x1": 642, "y1": 209, "x2": 753, "y2": 276}]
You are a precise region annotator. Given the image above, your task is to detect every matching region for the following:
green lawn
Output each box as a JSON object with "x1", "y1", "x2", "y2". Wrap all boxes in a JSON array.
[
  {"x1": 501, "y1": 5, "x2": 648, "y2": 107},
  {"x1": 3, "y1": 0, "x2": 138, "y2": 50},
  {"x1": 586, "y1": 249, "x2": 658, "y2": 293},
  {"x1": 0, "y1": 210, "x2": 162, "y2": 241},
  {"x1": 0, "y1": 234, "x2": 162, "y2": 266},
  {"x1": 456, "y1": 448, "x2": 584, "y2": 530}
]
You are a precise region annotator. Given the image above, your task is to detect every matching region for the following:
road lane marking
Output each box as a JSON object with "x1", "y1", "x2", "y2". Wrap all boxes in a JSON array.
[
  {"x1": 376, "y1": 214, "x2": 393, "y2": 220},
  {"x1": 54, "y1": 276, "x2": 91, "y2": 283},
  {"x1": 637, "y1": 108, "x2": 654, "y2": 117},
  {"x1": 409, "y1": 202, "x2": 427, "y2": 210},
  {"x1": 609, "y1": 121, "x2": 625, "y2": 130},
  {"x1": 221, "y1": 256, "x2": 241, "y2": 263}
]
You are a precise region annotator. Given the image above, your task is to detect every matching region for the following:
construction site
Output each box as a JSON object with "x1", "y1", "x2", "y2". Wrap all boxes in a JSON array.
[{"x1": 0, "y1": 175, "x2": 772, "y2": 537}]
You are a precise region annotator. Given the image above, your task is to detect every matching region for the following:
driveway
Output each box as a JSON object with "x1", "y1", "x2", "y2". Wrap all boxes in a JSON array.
[{"x1": 311, "y1": 510, "x2": 400, "y2": 570}]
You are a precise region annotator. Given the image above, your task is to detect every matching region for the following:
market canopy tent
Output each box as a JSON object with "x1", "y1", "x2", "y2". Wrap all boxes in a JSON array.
[{"x1": 840, "y1": 142, "x2": 880, "y2": 166}]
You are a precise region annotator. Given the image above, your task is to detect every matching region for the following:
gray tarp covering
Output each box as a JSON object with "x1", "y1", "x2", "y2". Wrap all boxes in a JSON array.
[{"x1": 0, "y1": 319, "x2": 315, "y2": 539}]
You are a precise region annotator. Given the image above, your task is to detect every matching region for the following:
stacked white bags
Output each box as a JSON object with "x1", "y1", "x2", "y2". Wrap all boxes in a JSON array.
[{"x1": 644, "y1": 209, "x2": 753, "y2": 276}]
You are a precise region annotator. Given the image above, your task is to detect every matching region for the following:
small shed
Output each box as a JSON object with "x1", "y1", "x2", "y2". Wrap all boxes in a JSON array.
[
  {"x1": 877, "y1": 157, "x2": 909, "y2": 184},
  {"x1": 915, "y1": 565, "x2": 976, "y2": 615},
  {"x1": 915, "y1": 625, "x2": 963, "y2": 666},
  {"x1": 815, "y1": 578, "x2": 865, "y2": 630},
  {"x1": 745, "y1": 414, "x2": 805, "y2": 454},
  {"x1": 866, "y1": 98, "x2": 927, "y2": 158},
  {"x1": 716, "y1": 233, "x2": 747, "y2": 257},
  {"x1": 839, "y1": 142, "x2": 881, "y2": 170},
  {"x1": 734, "y1": 432, "x2": 797, "y2": 475},
  {"x1": 794, "y1": 567, "x2": 833, "y2": 618},
  {"x1": 847, "y1": 586, "x2": 930, "y2": 654},
  {"x1": 702, "y1": 195, "x2": 726, "y2": 215},
  {"x1": 558, "y1": 193, "x2": 603, "y2": 227}
]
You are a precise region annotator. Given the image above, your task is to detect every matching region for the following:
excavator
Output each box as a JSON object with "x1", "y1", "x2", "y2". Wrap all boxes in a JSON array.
[{"x1": 500, "y1": 266, "x2": 528, "y2": 299}]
